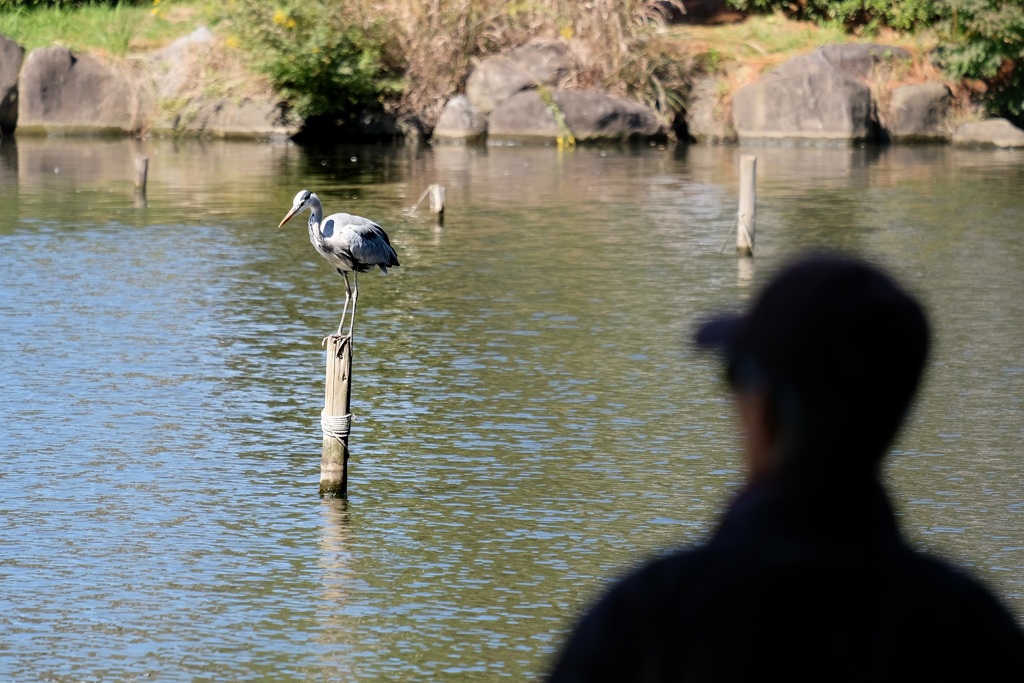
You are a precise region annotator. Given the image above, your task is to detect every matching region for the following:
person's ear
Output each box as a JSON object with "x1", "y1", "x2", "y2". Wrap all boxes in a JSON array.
[{"x1": 736, "y1": 390, "x2": 781, "y2": 482}]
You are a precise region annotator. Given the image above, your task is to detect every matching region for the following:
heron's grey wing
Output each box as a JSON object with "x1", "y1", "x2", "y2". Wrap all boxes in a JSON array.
[{"x1": 344, "y1": 216, "x2": 400, "y2": 270}]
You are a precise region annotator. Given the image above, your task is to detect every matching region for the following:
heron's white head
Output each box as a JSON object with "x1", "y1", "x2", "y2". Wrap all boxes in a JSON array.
[{"x1": 278, "y1": 190, "x2": 316, "y2": 228}]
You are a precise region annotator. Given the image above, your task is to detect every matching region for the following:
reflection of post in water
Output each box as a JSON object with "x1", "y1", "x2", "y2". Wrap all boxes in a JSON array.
[
  {"x1": 133, "y1": 154, "x2": 148, "y2": 208},
  {"x1": 321, "y1": 334, "x2": 353, "y2": 498},
  {"x1": 317, "y1": 498, "x2": 357, "y2": 675},
  {"x1": 134, "y1": 154, "x2": 148, "y2": 195}
]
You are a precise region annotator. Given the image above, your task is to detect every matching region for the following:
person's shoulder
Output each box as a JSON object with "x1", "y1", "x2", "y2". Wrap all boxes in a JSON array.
[
  {"x1": 607, "y1": 542, "x2": 719, "y2": 604},
  {"x1": 904, "y1": 548, "x2": 1014, "y2": 605},
  {"x1": 899, "y1": 548, "x2": 1024, "y2": 659},
  {"x1": 545, "y1": 545, "x2": 715, "y2": 683}
]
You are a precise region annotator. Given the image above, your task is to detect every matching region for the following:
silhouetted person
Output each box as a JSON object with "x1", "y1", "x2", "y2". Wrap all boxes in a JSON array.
[{"x1": 548, "y1": 253, "x2": 1024, "y2": 682}]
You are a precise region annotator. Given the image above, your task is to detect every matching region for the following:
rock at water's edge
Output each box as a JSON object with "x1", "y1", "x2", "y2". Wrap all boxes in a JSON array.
[
  {"x1": 1, "y1": 34, "x2": 24, "y2": 132},
  {"x1": 686, "y1": 76, "x2": 736, "y2": 143},
  {"x1": 952, "y1": 118, "x2": 1024, "y2": 148},
  {"x1": 147, "y1": 26, "x2": 215, "y2": 100},
  {"x1": 160, "y1": 98, "x2": 296, "y2": 140},
  {"x1": 731, "y1": 44, "x2": 913, "y2": 144},
  {"x1": 887, "y1": 83, "x2": 951, "y2": 142},
  {"x1": 18, "y1": 45, "x2": 152, "y2": 134},
  {"x1": 465, "y1": 39, "x2": 576, "y2": 115},
  {"x1": 488, "y1": 89, "x2": 664, "y2": 143},
  {"x1": 733, "y1": 69, "x2": 873, "y2": 142},
  {"x1": 432, "y1": 95, "x2": 487, "y2": 144},
  {"x1": 146, "y1": 26, "x2": 297, "y2": 140}
]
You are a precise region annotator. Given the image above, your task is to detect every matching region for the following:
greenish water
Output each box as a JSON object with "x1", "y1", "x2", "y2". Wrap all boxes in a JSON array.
[{"x1": 0, "y1": 137, "x2": 1022, "y2": 680}]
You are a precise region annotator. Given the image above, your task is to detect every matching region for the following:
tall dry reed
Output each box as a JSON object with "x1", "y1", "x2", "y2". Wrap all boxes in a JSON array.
[{"x1": 380, "y1": 0, "x2": 690, "y2": 128}]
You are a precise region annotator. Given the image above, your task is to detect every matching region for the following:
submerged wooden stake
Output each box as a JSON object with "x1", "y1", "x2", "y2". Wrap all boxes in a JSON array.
[
  {"x1": 737, "y1": 155, "x2": 756, "y2": 257},
  {"x1": 321, "y1": 335, "x2": 352, "y2": 498},
  {"x1": 428, "y1": 183, "x2": 445, "y2": 226},
  {"x1": 134, "y1": 154, "x2": 149, "y2": 194},
  {"x1": 410, "y1": 183, "x2": 446, "y2": 227}
]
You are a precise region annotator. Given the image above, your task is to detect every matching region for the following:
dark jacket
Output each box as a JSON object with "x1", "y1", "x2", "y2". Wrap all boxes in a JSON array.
[{"x1": 547, "y1": 476, "x2": 1024, "y2": 682}]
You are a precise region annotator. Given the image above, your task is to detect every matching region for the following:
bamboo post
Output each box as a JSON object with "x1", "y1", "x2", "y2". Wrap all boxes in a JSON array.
[
  {"x1": 320, "y1": 335, "x2": 352, "y2": 498},
  {"x1": 134, "y1": 154, "x2": 148, "y2": 195},
  {"x1": 737, "y1": 155, "x2": 756, "y2": 257}
]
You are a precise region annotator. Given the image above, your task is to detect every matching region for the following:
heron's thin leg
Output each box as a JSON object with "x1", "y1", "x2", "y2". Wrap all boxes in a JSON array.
[
  {"x1": 348, "y1": 273, "x2": 359, "y2": 338},
  {"x1": 335, "y1": 272, "x2": 352, "y2": 337}
]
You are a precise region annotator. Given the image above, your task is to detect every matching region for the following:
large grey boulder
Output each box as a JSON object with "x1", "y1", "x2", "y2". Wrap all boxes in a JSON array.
[
  {"x1": 18, "y1": 46, "x2": 152, "y2": 134},
  {"x1": 733, "y1": 64, "x2": 872, "y2": 143},
  {"x1": 432, "y1": 95, "x2": 487, "y2": 144},
  {"x1": 165, "y1": 98, "x2": 295, "y2": 139},
  {"x1": 686, "y1": 76, "x2": 736, "y2": 143},
  {"x1": 732, "y1": 44, "x2": 910, "y2": 143},
  {"x1": 1, "y1": 33, "x2": 24, "y2": 132},
  {"x1": 887, "y1": 83, "x2": 951, "y2": 142},
  {"x1": 488, "y1": 88, "x2": 664, "y2": 143},
  {"x1": 465, "y1": 39, "x2": 576, "y2": 115},
  {"x1": 146, "y1": 26, "x2": 296, "y2": 139},
  {"x1": 952, "y1": 118, "x2": 1024, "y2": 148},
  {"x1": 146, "y1": 25, "x2": 215, "y2": 100}
]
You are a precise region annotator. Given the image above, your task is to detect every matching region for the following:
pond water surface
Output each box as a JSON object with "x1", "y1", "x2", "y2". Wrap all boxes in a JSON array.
[{"x1": 0, "y1": 137, "x2": 1022, "y2": 680}]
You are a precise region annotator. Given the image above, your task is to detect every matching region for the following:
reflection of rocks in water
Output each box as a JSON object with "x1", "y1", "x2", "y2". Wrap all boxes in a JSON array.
[
  {"x1": 0, "y1": 135, "x2": 17, "y2": 214},
  {"x1": 17, "y1": 137, "x2": 140, "y2": 191},
  {"x1": 0, "y1": 134, "x2": 16, "y2": 177},
  {"x1": 10, "y1": 136, "x2": 299, "y2": 226}
]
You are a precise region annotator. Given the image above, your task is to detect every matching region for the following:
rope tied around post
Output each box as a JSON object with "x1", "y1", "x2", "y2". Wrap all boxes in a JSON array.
[{"x1": 320, "y1": 410, "x2": 352, "y2": 442}]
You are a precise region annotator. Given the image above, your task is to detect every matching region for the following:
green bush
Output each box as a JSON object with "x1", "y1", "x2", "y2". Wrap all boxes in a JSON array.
[
  {"x1": 216, "y1": 0, "x2": 403, "y2": 121},
  {"x1": 934, "y1": 0, "x2": 1024, "y2": 124}
]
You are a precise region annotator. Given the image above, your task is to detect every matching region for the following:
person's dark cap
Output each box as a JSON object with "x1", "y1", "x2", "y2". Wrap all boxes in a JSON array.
[{"x1": 695, "y1": 253, "x2": 930, "y2": 423}]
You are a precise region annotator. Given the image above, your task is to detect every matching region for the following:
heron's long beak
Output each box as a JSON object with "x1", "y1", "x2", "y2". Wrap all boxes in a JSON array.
[{"x1": 278, "y1": 206, "x2": 300, "y2": 229}]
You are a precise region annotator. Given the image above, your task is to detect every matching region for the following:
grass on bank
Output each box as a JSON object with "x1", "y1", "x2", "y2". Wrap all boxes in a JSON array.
[{"x1": 0, "y1": 1, "x2": 202, "y2": 55}]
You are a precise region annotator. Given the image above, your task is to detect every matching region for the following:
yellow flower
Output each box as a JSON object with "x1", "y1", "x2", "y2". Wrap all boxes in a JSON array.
[{"x1": 273, "y1": 9, "x2": 296, "y2": 28}]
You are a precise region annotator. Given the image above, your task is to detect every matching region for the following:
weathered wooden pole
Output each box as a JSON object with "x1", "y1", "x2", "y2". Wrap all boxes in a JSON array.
[
  {"x1": 410, "y1": 183, "x2": 446, "y2": 227},
  {"x1": 134, "y1": 154, "x2": 149, "y2": 195},
  {"x1": 320, "y1": 335, "x2": 353, "y2": 498},
  {"x1": 737, "y1": 155, "x2": 756, "y2": 257},
  {"x1": 429, "y1": 183, "x2": 445, "y2": 227}
]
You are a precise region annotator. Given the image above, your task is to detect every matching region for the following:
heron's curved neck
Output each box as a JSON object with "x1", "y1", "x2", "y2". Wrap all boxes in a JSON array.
[{"x1": 306, "y1": 195, "x2": 326, "y2": 247}]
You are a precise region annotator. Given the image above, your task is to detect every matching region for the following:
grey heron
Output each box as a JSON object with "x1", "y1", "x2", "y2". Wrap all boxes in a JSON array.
[{"x1": 278, "y1": 189, "x2": 400, "y2": 339}]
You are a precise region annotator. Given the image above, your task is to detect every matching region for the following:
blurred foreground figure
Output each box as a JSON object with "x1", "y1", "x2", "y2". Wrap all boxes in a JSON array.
[{"x1": 548, "y1": 253, "x2": 1024, "y2": 682}]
